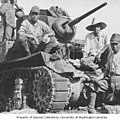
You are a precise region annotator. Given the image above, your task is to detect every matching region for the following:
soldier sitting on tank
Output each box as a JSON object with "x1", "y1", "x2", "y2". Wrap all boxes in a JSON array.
[
  {"x1": 5, "y1": 5, "x2": 57, "y2": 61},
  {"x1": 18, "y1": 5, "x2": 57, "y2": 55},
  {"x1": 81, "y1": 18, "x2": 109, "y2": 71}
]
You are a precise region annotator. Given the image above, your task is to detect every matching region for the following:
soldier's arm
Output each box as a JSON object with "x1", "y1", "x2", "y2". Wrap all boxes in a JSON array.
[
  {"x1": 14, "y1": 3, "x2": 24, "y2": 10},
  {"x1": 40, "y1": 21, "x2": 55, "y2": 44},
  {"x1": 104, "y1": 33, "x2": 109, "y2": 45},
  {"x1": 97, "y1": 34, "x2": 109, "y2": 56},
  {"x1": 82, "y1": 35, "x2": 90, "y2": 58},
  {"x1": 82, "y1": 51, "x2": 88, "y2": 59},
  {"x1": 104, "y1": 57, "x2": 110, "y2": 78},
  {"x1": 18, "y1": 20, "x2": 36, "y2": 39},
  {"x1": 41, "y1": 21, "x2": 55, "y2": 37},
  {"x1": 97, "y1": 44, "x2": 110, "y2": 57},
  {"x1": 0, "y1": 3, "x2": 8, "y2": 15}
]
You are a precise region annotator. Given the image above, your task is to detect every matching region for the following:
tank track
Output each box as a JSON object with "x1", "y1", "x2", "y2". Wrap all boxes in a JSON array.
[{"x1": 0, "y1": 66, "x2": 71, "y2": 113}]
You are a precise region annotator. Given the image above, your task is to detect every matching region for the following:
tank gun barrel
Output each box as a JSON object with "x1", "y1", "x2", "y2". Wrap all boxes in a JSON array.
[
  {"x1": 68, "y1": 2, "x2": 107, "y2": 26},
  {"x1": 52, "y1": 2, "x2": 107, "y2": 43}
]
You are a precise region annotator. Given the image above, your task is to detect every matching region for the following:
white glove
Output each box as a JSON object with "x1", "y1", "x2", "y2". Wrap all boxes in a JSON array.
[{"x1": 42, "y1": 34, "x2": 50, "y2": 44}]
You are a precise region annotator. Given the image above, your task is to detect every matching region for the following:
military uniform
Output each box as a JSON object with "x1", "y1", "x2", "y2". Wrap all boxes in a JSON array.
[
  {"x1": 87, "y1": 33, "x2": 120, "y2": 113},
  {"x1": 82, "y1": 20, "x2": 108, "y2": 71},
  {"x1": 0, "y1": 1, "x2": 15, "y2": 41}
]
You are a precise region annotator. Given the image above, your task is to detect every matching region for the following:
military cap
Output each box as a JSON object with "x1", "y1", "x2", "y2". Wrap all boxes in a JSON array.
[
  {"x1": 110, "y1": 33, "x2": 120, "y2": 43},
  {"x1": 30, "y1": 6, "x2": 40, "y2": 13}
]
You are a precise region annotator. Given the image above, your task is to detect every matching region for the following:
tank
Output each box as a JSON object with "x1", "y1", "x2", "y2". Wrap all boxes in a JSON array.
[{"x1": 0, "y1": 3, "x2": 109, "y2": 113}]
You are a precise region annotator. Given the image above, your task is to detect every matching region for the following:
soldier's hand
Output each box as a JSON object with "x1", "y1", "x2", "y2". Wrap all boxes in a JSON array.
[
  {"x1": 80, "y1": 58, "x2": 85, "y2": 65},
  {"x1": 94, "y1": 54, "x2": 101, "y2": 64},
  {"x1": 42, "y1": 34, "x2": 50, "y2": 44},
  {"x1": 33, "y1": 37, "x2": 39, "y2": 45}
]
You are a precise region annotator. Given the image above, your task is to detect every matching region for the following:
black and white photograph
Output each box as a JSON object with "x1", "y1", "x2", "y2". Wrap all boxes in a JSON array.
[{"x1": 0, "y1": 0, "x2": 120, "y2": 120}]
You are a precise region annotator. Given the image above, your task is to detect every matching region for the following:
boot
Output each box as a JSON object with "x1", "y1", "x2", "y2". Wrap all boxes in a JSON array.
[{"x1": 88, "y1": 90, "x2": 97, "y2": 114}]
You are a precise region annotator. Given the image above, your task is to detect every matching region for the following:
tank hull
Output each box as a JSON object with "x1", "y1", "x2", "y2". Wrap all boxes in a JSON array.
[{"x1": 0, "y1": 52, "x2": 85, "y2": 113}]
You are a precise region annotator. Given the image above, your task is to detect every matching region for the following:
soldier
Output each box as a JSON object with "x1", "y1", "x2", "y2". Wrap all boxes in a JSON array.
[
  {"x1": 81, "y1": 18, "x2": 109, "y2": 71},
  {"x1": 6, "y1": 5, "x2": 57, "y2": 59},
  {"x1": 0, "y1": 0, "x2": 19, "y2": 61},
  {"x1": 104, "y1": 33, "x2": 120, "y2": 103},
  {"x1": 0, "y1": 0, "x2": 16, "y2": 42},
  {"x1": 0, "y1": 0, "x2": 23, "y2": 42},
  {"x1": 86, "y1": 33, "x2": 120, "y2": 114},
  {"x1": 17, "y1": 5, "x2": 57, "y2": 55}
]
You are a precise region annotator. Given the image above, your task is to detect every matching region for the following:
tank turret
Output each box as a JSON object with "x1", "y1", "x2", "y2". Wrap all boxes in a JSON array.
[
  {"x1": 15, "y1": 3, "x2": 107, "y2": 44},
  {"x1": 52, "y1": 2, "x2": 107, "y2": 43}
]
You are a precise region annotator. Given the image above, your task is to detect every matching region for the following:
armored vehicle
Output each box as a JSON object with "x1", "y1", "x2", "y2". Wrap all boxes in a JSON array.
[{"x1": 0, "y1": 3, "x2": 108, "y2": 113}]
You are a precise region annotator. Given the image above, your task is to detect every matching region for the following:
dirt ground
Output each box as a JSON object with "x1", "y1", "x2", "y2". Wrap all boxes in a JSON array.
[{"x1": 1, "y1": 105, "x2": 120, "y2": 114}]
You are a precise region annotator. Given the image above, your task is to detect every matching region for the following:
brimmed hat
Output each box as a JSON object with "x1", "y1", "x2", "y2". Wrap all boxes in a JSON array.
[
  {"x1": 86, "y1": 18, "x2": 107, "y2": 31},
  {"x1": 30, "y1": 6, "x2": 40, "y2": 13},
  {"x1": 110, "y1": 33, "x2": 120, "y2": 43}
]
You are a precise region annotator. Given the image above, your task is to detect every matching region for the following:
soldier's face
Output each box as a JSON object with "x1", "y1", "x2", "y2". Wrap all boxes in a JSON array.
[
  {"x1": 30, "y1": 12, "x2": 39, "y2": 22},
  {"x1": 111, "y1": 42, "x2": 120, "y2": 54},
  {"x1": 94, "y1": 26, "x2": 101, "y2": 33}
]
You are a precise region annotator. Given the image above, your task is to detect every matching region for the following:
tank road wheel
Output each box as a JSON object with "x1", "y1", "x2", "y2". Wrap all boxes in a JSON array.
[
  {"x1": 32, "y1": 67, "x2": 53, "y2": 113},
  {"x1": 32, "y1": 66, "x2": 71, "y2": 113}
]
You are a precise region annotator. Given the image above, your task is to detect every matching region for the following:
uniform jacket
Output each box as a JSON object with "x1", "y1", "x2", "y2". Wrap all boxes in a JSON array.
[
  {"x1": 104, "y1": 49, "x2": 120, "y2": 79},
  {"x1": 104, "y1": 50, "x2": 120, "y2": 91},
  {"x1": 83, "y1": 31, "x2": 108, "y2": 56}
]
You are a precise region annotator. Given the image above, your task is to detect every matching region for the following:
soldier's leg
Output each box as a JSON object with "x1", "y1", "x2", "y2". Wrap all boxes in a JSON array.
[
  {"x1": 5, "y1": 26, "x2": 15, "y2": 54},
  {"x1": 88, "y1": 89, "x2": 97, "y2": 114},
  {"x1": 34, "y1": 37, "x2": 57, "y2": 53},
  {"x1": 5, "y1": 35, "x2": 31, "y2": 61},
  {"x1": 33, "y1": 41, "x2": 45, "y2": 53},
  {"x1": 17, "y1": 35, "x2": 31, "y2": 56},
  {"x1": 87, "y1": 78, "x2": 108, "y2": 113},
  {"x1": 44, "y1": 37, "x2": 57, "y2": 53},
  {"x1": 5, "y1": 26, "x2": 13, "y2": 41},
  {"x1": 81, "y1": 56, "x2": 99, "y2": 71}
]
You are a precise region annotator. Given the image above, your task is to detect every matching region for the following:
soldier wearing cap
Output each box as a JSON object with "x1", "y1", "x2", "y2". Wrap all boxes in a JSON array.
[
  {"x1": 104, "y1": 33, "x2": 120, "y2": 94},
  {"x1": 6, "y1": 5, "x2": 57, "y2": 59},
  {"x1": 17, "y1": 5, "x2": 57, "y2": 55},
  {"x1": 81, "y1": 18, "x2": 109, "y2": 70},
  {"x1": 86, "y1": 33, "x2": 120, "y2": 114}
]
